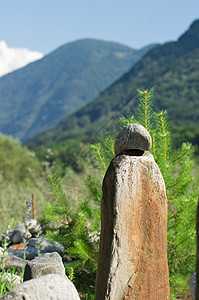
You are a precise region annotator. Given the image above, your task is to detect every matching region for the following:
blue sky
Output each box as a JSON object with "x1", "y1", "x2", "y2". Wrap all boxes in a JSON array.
[{"x1": 1, "y1": 0, "x2": 199, "y2": 55}]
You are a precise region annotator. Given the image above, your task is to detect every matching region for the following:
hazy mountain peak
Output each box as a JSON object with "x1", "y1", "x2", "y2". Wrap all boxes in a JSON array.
[{"x1": 25, "y1": 19, "x2": 199, "y2": 149}]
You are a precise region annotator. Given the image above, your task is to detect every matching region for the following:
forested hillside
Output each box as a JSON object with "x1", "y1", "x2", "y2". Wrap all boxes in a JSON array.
[
  {"x1": 0, "y1": 39, "x2": 156, "y2": 141},
  {"x1": 26, "y1": 20, "x2": 199, "y2": 151}
]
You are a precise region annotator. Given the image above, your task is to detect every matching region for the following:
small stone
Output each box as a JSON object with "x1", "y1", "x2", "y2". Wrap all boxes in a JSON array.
[
  {"x1": 8, "y1": 247, "x2": 38, "y2": 260},
  {"x1": 3, "y1": 252, "x2": 26, "y2": 272},
  {"x1": 28, "y1": 237, "x2": 65, "y2": 256},
  {"x1": 28, "y1": 238, "x2": 38, "y2": 247},
  {"x1": 7, "y1": 238, "x2": 65, "y2": 261},
  {"x1": 114, "y1": 123, "x2": 152, "y2": 156},
  {"x1": 11, "y1": 221, "x2": 35, "y2": 244},
  {"x1": 9, "y1": 244, "x2": 24, "y2": 250},
  {"x1": 23, "y1": 252, "x2": 65, "y2": 281},
  {"x1": 26, "y1": 219, "x2": 40, "y2": 235},
  {"x1": 11, "y1": 231, "x2": 25, "y2": 244},
  {"x1": 13, "y1": 222, "x2": 25, "y2": 233}
]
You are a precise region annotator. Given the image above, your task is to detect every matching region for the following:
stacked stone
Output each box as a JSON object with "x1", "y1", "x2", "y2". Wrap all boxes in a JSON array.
[
  {"x1": 10, "y1": 219, "x2": 38, "y2": 245},
  {"x1": 1, "y1": 253, "x2": 80, "y2": 300},
  {"x1": 0, "y1": 220, "x2": 67, "y2": 271},
  {"x1": 95, "y1": 124, "x2": 170, "y2": 300}
]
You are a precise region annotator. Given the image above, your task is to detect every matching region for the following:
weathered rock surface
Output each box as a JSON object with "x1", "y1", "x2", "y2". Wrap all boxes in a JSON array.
[
  {"x1": 0, "y1": 247, "x2": 25, "y2": 273},
  {"x1": 95, "y1": 125, "x2": 170, "y2": 299},
  {"x1": 11, "y1": 220, "x2": 37, "y2": 244},
  {"x1": 5, "y1": 253, "x2": 26, "y2": 272},
  {"x1": 0, "y1": 274, "x2": 80, "y2": 300},
  {"x1": 114, "y1": 123, "x2": 152, "y2": 155},
  {"x1": 23, "y1": 252, "x2": 65, "y2": 281},
  {"x1": 28, "y1": 237, "x2": 65, "y2": 256},
  {"x1": 9, "y1": 244, "x2": 24, "y2": 250},
  {"x1": 7, "y1": 237, "x2": 65, "y2": 261},
  {"x1": 8, "y1": 248, "x2": 39, "y2": 261}
]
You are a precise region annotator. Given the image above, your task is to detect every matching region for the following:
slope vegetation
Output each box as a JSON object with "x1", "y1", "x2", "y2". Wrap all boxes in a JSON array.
[
  {"x1": 26, "y1": 20, "x2": 199, "y2": 149},
  {"x1": 0, "y1": 39, "x2": 155, "y2": 141}
]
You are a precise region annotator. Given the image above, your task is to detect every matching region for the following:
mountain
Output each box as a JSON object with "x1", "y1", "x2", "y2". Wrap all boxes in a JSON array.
[
  {"x1": 0, "y1": 39, "x2": 156, "y2": 141},
  {"x1": 26, "y1": 20, "x2": 199, "y2": 150}
]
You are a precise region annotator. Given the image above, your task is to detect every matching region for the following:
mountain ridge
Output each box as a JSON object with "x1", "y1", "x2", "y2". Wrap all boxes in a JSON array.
[
  {"x1": 26, "y1": 19, "x2": 199, "y2": 149},
  {"x1": 0, "y1": 38, "x2": 156, "y2": 141}
]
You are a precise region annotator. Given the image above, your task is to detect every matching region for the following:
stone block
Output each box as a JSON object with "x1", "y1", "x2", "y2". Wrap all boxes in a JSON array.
[{"x1": 23, "y1": 252, "x2": 65, "y2": 281}]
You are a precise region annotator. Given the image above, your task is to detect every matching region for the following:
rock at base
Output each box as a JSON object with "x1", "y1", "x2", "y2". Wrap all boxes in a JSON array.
[
  {"x1": 1, "y1": 274, "x2": 80, "y2": 300},
  {"x1": 23, "y1": 252, "x2": 65, "y2": 281}
]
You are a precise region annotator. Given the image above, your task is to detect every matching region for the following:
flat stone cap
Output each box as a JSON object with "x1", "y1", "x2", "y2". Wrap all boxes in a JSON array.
[{"x1": 115, "y1": 123, "x2": 152, "y2": 155}]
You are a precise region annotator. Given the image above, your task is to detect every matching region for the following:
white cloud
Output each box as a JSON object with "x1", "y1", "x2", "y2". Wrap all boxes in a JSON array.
[{"x1": 0, "y1": 41, "x2": 44, "y2": 77}]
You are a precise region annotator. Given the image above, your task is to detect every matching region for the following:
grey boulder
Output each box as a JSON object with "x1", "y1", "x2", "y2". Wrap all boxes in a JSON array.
[
  {"x1": 7, "y1": 238, "x2": 65, "y2": 261},
  {"x1": 23, "y1": 252, "x2": 65, "y2": 281},
  {"x1": 28, "y1": 237, "x2": 65, "y2": 256},
  {"x1": 8, "y1": 248, "x2": 40, "y2": 261},
  {"x1": 3, "y1": 253, "x2": 26, "y2": 272},
  {"x1": 0, "y1": 274, "x2": 80, "y2": 300},
  {"x1": 11, "y1": 220, "x2": 37, "y2": 244}
]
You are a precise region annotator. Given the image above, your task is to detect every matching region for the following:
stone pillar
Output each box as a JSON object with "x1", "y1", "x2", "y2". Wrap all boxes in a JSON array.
[{"x1": 95, "y1": 124, "x2": 170, "y2": 300}]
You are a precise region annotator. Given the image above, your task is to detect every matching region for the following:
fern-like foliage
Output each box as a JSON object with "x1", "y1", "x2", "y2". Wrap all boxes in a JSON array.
[
  {"x1": 137, "y1": 88, "x2": 154, "y2": 132},
  {"x1": 46, "y1": 174, "x2": 73, "y2": 225},
  {"x1": 91, "y1": 137, "x2": 115, "y2": 174},
  {"x1": 42, "y1": 174, "x2": 101, "y2": 299}
]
